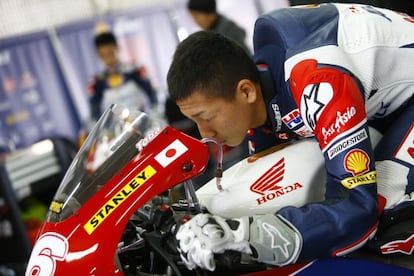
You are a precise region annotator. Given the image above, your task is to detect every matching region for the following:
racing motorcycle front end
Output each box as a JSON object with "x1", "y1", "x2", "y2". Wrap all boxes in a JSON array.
[
  {"x1": 25, "y1": 104, "x2": 209, "y2": 275},
  {"x1": 25, "y1": 104, "x2": 414, "y2": 275}
]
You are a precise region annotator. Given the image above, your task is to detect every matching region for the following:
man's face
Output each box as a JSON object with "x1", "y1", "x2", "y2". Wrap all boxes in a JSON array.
[
  {"x1": 96, "y1": 43, "x2": 118, "y2": 70},
  {"x1": 190, "y1": 11, "x2": 211, "y2": 30},
  {"x1": 177, "y1": 91, "x2": 255, "y2": 147}
]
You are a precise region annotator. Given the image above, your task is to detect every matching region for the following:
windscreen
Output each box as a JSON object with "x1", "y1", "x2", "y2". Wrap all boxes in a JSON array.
[{"x1": 47, "y1": 104, "x2": 165, "y2": 222}]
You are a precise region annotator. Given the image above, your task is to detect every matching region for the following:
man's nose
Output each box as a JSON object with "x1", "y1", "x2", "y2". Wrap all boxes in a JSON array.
[{"x1": 197, "y1": 122, "x2": 217, "y2": 138}]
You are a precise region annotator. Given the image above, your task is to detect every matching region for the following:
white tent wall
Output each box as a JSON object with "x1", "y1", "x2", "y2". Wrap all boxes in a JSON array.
[{"x1": 0, "y1": 0, "x2": 185, "y2": 39}]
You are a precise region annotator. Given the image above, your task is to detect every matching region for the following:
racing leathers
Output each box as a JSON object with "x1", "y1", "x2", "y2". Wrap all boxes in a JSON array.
[
  {"x1": 246, "y1": 3, "x2": 414, "y2": 263},
  {"x1": 88, "y1": 63, "x2": 157, "y2": 120}
]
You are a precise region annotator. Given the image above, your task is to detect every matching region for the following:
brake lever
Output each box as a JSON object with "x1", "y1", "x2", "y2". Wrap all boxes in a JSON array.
[{"x1": 183, "y1": 180, "x2": 202, "y2": 214}]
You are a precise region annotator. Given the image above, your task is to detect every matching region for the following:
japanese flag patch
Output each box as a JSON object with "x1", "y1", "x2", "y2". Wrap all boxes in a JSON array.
[{"x1": 155, "y1": 139, "x2": 188, "y2": 167}]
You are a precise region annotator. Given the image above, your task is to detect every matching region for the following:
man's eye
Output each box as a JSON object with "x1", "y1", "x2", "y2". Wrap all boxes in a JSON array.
[{"x1": 203, "y1": 117, "x2": 213, "y2": 122}]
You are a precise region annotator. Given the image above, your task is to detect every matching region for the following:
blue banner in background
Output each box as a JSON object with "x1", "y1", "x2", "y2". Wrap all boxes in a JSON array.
[{"x1": 0, "y1": 31, "x2": 80, "y2": 151}]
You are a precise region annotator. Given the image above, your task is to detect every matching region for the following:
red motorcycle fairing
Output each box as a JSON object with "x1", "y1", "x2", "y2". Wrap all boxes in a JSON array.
[{"x1": 26, "y1": 126, "x2": 209, "y2": 275}]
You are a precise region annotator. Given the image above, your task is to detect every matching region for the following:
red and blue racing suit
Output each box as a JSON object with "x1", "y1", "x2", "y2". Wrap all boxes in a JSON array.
[{"x1": 248, "y1": 3, "x2": 414, "y2": 260}]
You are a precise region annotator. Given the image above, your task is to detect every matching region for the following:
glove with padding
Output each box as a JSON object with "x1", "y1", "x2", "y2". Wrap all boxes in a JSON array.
[
  {"x1": 176, "y1": 213, "x2": 303, "y2": 271},
  {"x1": 175, "y1": 213, "x2": 251, "y2": 271}
]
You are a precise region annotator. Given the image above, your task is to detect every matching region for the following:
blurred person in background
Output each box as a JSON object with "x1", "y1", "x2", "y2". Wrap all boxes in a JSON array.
[
  {"x1": 187, "y1": 0, "x2": 250, "y2": 54},
  {"x1": 88, "y1": 31, "x2": 157, "y2": 121}
]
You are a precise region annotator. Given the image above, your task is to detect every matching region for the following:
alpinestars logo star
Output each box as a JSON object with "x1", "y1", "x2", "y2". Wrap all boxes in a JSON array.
[
  {"x1": 250, "y1": 158, "x2": 284, "y2": 195},
  {"x1": 303, "y1": 83, "x2": 324, "y2": 130},
  {"x1": 262, "y1": 222, "x2": 291, "y2": 259},
  {"x1": 380, "y1": 234, "x2": 414, "y2": 255}
]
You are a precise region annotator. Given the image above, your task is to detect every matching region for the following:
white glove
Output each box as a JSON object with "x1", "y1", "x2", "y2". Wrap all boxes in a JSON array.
[
  {"x1": 175, "y1": 213, "x2": 251, "y2": 271},
  {"x1": 176, "y1": 213, "x2": 302, "y2": 271}
]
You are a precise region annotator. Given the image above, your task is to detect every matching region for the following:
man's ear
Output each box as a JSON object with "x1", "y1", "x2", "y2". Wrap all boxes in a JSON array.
[{"x1": 236, "y1": 79, "x2": 257, "y2": 103}]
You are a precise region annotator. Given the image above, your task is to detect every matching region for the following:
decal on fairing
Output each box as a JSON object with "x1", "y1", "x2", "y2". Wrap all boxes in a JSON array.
[
  {"x1": 136, "y1": 127, "x2": 161, "y2": 151},
  {"x1": 250, "y1": 158, "x2": 303, "y2": 205},
  {"x1": 49, "y1": 201, "x2": 64, "y2": 214},
  {"x1": 154, "y1": 139, "x2": 188, "y2": 168},
  {"x1": 255, "y1": 183, "x2": 303, "y2": 205},
  {"x1": 84, "y1": 165, "x2": 157, "y2": 235},
  {"x1": 26, "y1": 232, "x2": 69, "y2": 276},
  {"x1": 250, "y1": 158, "x2": 285, "y2": 195}
]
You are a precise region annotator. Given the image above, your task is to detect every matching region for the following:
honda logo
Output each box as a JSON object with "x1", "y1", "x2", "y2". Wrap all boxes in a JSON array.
[{"x1": 250, "y1": 158, "x2": 284, "y2": 195}]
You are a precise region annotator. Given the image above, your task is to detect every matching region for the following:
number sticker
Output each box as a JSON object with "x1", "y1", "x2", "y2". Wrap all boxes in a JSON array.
[{"x1": 25, "y1": 232, "x2": 69, "y2": 276}]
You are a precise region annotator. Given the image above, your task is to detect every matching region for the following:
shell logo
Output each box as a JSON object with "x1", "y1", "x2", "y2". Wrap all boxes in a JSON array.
[{"x1": 344, "y1": 149, "x2": 370, "y2": 176}]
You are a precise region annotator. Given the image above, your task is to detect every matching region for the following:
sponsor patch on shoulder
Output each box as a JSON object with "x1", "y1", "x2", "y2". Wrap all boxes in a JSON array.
[{"x1": 300, "y1": 82, "x2": 334, "y2": 131}]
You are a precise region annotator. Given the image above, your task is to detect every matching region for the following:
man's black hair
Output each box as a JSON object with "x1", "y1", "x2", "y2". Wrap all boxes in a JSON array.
[
  {"x1": 187, "y1": 0, "x2": 216, "y2": 13},
  {"x1": 167, "y1": 31, "x2": 258, "y2": 101},
  {"x1": 94, "y1": 32, "x2": 117, "y2": 48}
]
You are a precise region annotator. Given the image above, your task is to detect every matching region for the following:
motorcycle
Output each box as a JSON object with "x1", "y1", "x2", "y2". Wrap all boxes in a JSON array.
[{"x1": 25, "y1": 104, "x2": 413, "y2": 275}]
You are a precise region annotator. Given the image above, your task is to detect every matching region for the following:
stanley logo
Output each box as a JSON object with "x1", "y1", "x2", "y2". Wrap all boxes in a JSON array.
[
  {"x1": 84, "y1": 165, "x2": 156, "y2": 235},
  {"x1": 341, "y1": 171, "x2": 377, "y2": 189}
]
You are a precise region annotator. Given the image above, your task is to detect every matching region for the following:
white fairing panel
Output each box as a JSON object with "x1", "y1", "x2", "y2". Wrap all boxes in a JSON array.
[{"x1": 196, "y1": 139, "x2": 326, "y2": 218}]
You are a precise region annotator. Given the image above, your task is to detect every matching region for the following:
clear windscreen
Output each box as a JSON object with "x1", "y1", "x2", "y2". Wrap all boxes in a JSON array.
[{"x1": 47, "y1": 104, "x2": 165, "y2": 222}]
